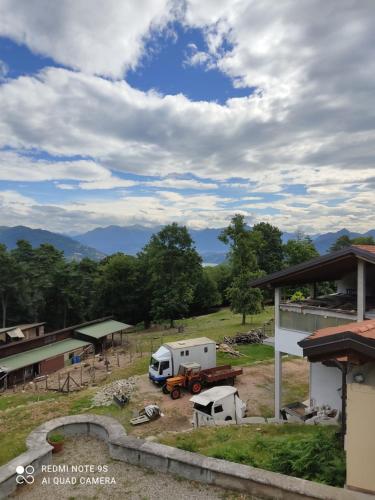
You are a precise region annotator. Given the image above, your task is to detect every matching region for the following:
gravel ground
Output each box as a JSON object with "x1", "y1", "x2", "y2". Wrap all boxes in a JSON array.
[{"x1": 12, "y1": 436, "x2": 259, "y2": 500}]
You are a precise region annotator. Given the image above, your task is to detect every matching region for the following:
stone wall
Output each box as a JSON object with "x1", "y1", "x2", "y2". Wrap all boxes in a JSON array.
[{"x1": 0, "y1": 414, "x2": 372, "y2": 500}]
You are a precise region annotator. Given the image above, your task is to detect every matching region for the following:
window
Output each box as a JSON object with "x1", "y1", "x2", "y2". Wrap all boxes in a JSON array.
[
  {"x1": 185, "y1": 350, "x2": 189, "y2": 356},
  {"x1": 204, "y1": 347, "x2": 208, "y2": 353},
  {"x1": 214, "y1": 405, "x2": 223, "y2": 414},
  {"x1": 159, "y1": 361, "x2": 169, "y2": 374},
  {"x1": 181, "y1": 351, "x2": 184, "y2": 356}
]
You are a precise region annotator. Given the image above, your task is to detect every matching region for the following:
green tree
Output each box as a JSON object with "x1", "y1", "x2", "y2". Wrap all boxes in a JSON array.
[
  {"x1": 94, "y1": 253, "x2": 141, "y2": 324},
  {"x1": 251, "y1": 222, "x2": 284, "y2": 274},
  {"x1": 141, "y1": 223, "x2": 202, "y2": 327},
  {"x1": 191, "y1": 267, "x2": 222, "y2": 313},
  {"x1": 330, "y1": 235, "x2": 375, "y2": 253},
  {"x1": 226, "y1": 271, "x2": 263, "y2": 324},
  {"x1": 219, "y1": 214, "x2": 257, "y2": 274},
  {"x1": 0, "y1": 245, "x2": 24, "y2": 327},
  {"x1": 283, "y1": 235, "x2": 319, "y2": 267},
  {"x1": 329, "y1": 235, "x2": 352, "y2": 252},
  {"x1": 219, "y1": 215, "x2": 262, "y2": 324}
]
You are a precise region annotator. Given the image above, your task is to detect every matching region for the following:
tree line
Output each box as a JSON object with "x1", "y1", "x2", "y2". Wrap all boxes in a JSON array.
[{"x1": 1, "y1": 216, "x2": 354, "y2": 330}]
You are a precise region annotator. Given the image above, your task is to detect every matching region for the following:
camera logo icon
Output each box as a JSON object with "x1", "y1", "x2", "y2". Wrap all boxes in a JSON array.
[{"x1": 16, "y1": 465, "x2": 35, "y2": 485}]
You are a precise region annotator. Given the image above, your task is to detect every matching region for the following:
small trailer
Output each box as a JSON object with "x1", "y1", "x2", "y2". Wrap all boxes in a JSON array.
[{"x1": 164, "y1": 362, "x2": 243, "y2": 399}]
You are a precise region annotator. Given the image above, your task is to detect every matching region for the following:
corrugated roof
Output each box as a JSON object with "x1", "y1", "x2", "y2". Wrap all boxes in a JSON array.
[
  {"x1": 0, "y1": 322, "x2": 45, "y2": 334},
  {"x1": 307, "y1": 319, "x2": 375, "y2": 341},
  {"x1": 75, "y1": 319, "x2": 132, "y2": 340},
  {"x1": 165, "y1": 337, "x2": 215, "y2": 349},
  {"x1": 0, "y1": 339, "x2": 90, "y2": 373}
]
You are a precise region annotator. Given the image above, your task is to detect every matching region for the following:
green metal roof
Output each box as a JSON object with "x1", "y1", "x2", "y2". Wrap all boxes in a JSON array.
[
  {"x1": 75, "y1": 320, "x2": 132, "y2": 340},
  {"x1": 0, "y1": 338, "x2": 90, "y2": 373}
]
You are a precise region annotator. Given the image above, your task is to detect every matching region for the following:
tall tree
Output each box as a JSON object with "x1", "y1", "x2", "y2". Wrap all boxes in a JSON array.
[
  {"x1": 219, "y1": 214, "x2": 261, "y2": 324},
  {"x1": 141, "y1": 223, "x2": 202, "y2": 327},
  {"x1": 251, "y1": 222, "x2": 284, "y2": 274},
  {"x1": 0, "y1": 245, "x2": 24, "y2": 327},
  {"x1": 226, "y1": 271, "x2": 263, "y2": 325},
  {"x1": 94, "y1": 253, "x2": 141, "y2": 324}
]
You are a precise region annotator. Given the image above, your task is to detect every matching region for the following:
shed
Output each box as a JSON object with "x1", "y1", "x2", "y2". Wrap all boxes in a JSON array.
[
  {"x1": 75, "y1": 319, "x2": 132, "y2": 351},
  {"x1": 0, "y1": 338, "x2": 91, "y2": 383}
]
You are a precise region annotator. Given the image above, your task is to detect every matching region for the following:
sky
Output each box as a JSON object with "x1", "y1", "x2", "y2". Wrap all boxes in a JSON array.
[{"x1": 0, "y1": 0, "x2": 374, "y2": 235}]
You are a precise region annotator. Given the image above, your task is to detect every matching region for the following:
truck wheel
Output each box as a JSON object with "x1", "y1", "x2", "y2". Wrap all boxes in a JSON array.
[
  {"x1": 170, "y1": 387, "x2": 181, "y2": 400},
  {"x1": 190, "y1": 382, "x2": 202, "y2": 394},
  {"x1": 162, "y1": 384, "x2": 170, "y2": 394}
]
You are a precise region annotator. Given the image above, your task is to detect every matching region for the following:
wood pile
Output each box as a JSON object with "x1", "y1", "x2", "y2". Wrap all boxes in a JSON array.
[
  {"x1": 217, "y1": 343, "x2": 242, "y2": 357},
  {"x1": 223, "y1": 328, "x2": 267, "y2": 345}
]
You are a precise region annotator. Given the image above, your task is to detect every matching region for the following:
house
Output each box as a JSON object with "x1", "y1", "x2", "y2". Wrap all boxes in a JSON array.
[
  {"x1": 249, "y1": 245, "x2": 375, "y2": 419},
  {"x1": 0, "y1": 318, "x2": 132, "y2": 387},
  {"x1": 299, "y1": 318, "x2": 375, "y2": 494},
  {"x1": 0, "y1": 322, "x2": 45, "y2": 344}
]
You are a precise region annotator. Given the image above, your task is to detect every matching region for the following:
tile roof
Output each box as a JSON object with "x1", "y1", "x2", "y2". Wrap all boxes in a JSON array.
[
  {"x1": 352, "y1": 244, "x2": 375, "y2": 254},
  {"x1": 308, "y1": 319, "x2": 375, "y2": 341}
]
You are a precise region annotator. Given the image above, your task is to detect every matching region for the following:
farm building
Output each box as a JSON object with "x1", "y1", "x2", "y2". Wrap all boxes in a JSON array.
[
  {"x1": 0, "y1": 318, "x2": 132, "y2": 387},
  {"x1": 0, "y1": 322, "x2": 45, "y2": 344}
]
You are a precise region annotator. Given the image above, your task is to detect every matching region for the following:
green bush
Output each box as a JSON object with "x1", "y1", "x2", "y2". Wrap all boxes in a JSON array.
[
  {"x1": 290, "y1": 290, "x2": 306, "y2": 302},
  {"x1": 267, "y1": 430, "x2": 345, "y2": 486},
  {"x1": 48, "y1": 433, "x2": 65, "y2": 444}
]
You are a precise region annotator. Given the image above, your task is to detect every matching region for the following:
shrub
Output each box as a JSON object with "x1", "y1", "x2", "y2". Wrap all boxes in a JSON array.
[
  {"x1": 267, "y1": 430, "x2": 345, "y2": 486},
  {"x1": 48, "y1": 433, "x2": 65, "y2": 444},
  {"x1": 290, "y1": 291, "x2": 306, "y2": 302}
]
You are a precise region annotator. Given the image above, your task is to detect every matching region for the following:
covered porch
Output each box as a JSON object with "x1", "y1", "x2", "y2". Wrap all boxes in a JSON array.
[{"x1": 250, "y1": 245, "x2": 375, "y2": 419}]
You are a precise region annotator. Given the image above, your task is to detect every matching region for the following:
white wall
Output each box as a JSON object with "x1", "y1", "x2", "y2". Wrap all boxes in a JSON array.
[
  {"x1": 336, "y1": 272, "x2": 356, "y2": 294},
  {"x1": 310, "y1": 362, "x2": 342, "y2": 409},
  {"x1": 275, "y1": 327, "x2": 309, "y2": 356}
]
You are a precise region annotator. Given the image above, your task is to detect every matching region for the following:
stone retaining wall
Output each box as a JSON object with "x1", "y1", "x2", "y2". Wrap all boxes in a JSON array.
[{"x1": 0, "y1": 414, "x2": 372, "y2": 500}]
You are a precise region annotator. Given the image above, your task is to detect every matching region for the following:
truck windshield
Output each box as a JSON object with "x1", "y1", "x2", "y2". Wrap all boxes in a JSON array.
[
  {"x1": 193, "y1": 402, "x2": 213, "y2": 416},
  {"x1": 150, "y1": 357, "x2": 159, "y2": 371}
]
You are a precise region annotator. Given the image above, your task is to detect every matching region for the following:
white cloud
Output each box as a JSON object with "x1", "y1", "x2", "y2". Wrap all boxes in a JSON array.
[
  {"x1": 0, "y1": 0, "x2": 172, "y2": 78},
  {"x1": 0, "y1": 1, "x2": 375, "y2": 233}
]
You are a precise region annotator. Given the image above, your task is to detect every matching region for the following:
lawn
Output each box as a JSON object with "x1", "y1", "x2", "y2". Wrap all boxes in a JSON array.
[
  {"x1": 124, "y1": 306, "x2": 274, "y2": 360},
  {"x1": 160, "y1": 424, "x2": 345, "y2": 487}
]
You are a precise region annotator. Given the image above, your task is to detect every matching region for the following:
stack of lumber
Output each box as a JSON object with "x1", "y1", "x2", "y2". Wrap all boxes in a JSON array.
[
  {"x1": 223, "y1": 328, "x2": 266, "y2": 345},
  {"x1": 217, "y1": 343, "x2": 242, "y2": 357}
]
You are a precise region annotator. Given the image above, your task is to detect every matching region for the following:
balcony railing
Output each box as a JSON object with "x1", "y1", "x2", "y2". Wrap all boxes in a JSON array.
[{"x1": 279, "y1": 304, "x2": 355, "y2": 334}]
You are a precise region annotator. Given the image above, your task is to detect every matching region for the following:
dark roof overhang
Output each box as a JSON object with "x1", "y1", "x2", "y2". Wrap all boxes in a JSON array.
[
  {"x1": 249, "y1": 246, "x2": 375, "y2": 289},
  {"x1": 298, "y1": 331, "x2": 375, "y2": 364}
]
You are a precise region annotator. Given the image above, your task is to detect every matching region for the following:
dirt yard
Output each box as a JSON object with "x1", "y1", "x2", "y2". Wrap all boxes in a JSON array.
[{"x1": 127, "y1": 357, "x2": 309, "y2": 438}]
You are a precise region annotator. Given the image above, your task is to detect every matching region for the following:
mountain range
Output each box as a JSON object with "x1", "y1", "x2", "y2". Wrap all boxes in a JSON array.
[
  {"x1": 0, "y1": 226, "x2": 105, "y2": 261},
  {"x1": 0, "y1": 225, "x2": 374, "y2": 264}
]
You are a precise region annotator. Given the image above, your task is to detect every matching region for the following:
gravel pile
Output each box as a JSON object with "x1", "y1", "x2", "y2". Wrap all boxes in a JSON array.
[{"x1": 92, "y1": 377, "x2": 136, "y2": 407}]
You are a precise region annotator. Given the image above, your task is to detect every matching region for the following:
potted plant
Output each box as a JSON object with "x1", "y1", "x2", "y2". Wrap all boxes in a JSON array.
[{"x1": 48, "y1": 433, "x2": 65, "y2": 453}]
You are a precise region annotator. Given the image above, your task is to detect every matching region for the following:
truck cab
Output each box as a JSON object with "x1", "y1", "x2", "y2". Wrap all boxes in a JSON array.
[
  {"x1": 190, "y1": 386, "x2": 246, "y2": 427},
  {"x1": 149, "y1": 346, "x2": 172, "y2": 383}
]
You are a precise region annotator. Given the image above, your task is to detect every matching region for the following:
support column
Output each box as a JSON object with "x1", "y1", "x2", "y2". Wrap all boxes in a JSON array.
[
  {"x1": 275, "y1": 350, "x2": 282, "y2": 419},
  {"x1": 274, "y1": 287, "x2": 282, "y2": 419},
  {"x1": 357, "y1": 260, "x2": 366, "y2": 321}
]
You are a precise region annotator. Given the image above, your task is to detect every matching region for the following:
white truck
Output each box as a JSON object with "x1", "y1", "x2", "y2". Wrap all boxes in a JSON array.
[
  {"x1": 190, "y1": 386, "x2": 247, "y2": 426},
  {"x1": 148, "y1": 337, "x2": 216, "y2": 384}
]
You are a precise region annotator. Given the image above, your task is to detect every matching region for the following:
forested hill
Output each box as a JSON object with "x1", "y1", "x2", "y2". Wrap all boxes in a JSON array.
[{"x1": 0, "y1": 226, "x2": 105, "y2": 261}]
